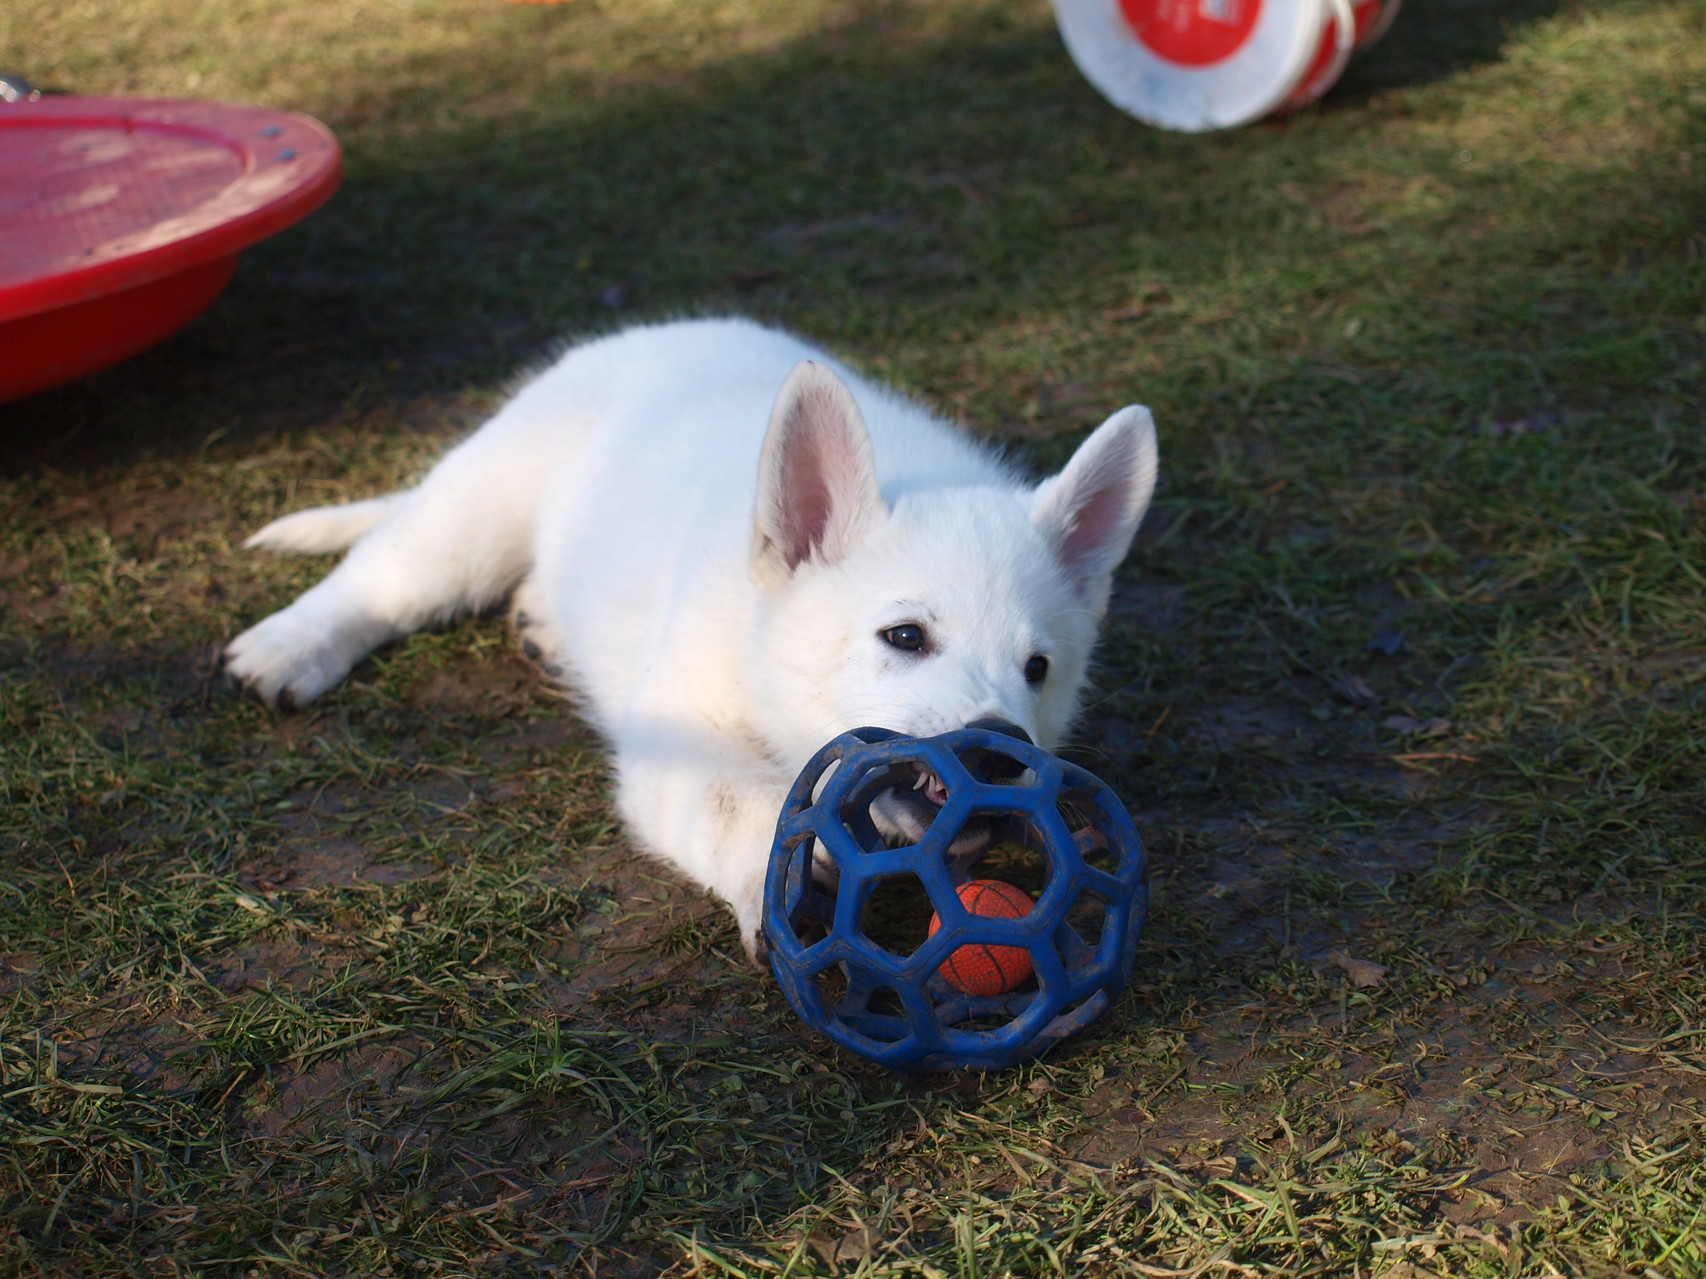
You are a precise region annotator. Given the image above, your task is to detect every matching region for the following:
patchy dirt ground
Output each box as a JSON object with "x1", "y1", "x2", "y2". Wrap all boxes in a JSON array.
[
  {"x1": 2, "y1": 412, "x2": 1703, "y2": 1277},
  {"x1": 4, "y1": 0, "x2": 1704, "y2": 1270}
]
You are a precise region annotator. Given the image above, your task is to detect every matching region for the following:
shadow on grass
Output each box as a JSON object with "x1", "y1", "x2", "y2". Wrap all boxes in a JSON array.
[
  {"x1": 1333, "y1": 0, "x2": 1567, "y2": 99},
  {"x1": 0, "y1": 0, "x2": 1645, "y2": 479}
]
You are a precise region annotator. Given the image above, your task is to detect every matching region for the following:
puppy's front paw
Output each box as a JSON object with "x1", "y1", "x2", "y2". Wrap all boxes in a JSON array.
[
  {"x1": 726, "y1": 880, "x2": 772, "y2": 971},
  {"x1": 223, "y1": 610, "x2": 356, "y2": 710},
  {"x1": 742, "y1": 925, "x2": 770, "y2": 970}
]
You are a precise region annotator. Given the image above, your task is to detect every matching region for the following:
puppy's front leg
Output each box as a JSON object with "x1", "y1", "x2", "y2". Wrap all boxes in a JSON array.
[{"x1": 613, "y1": 740, "x2": 794, "y2": 964}]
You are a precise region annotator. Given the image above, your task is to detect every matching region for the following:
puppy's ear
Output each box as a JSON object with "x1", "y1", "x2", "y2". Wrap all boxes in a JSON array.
[
  {"x1": 752, "y1": 361, "x2": 885, "y2": 587},
  {"x1": 1030, "y1": 406, "x2": 1158, "y2": 613}
]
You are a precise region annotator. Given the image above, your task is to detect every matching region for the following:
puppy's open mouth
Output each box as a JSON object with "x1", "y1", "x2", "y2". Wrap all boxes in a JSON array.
[
  {"x1": 805, "y1": 732, "x2": 1037, "y2": 887},
  {"x1": 909, "y1": 768, "x2": 950, "y2": 807},
  {"x1": 867, "y1": 764, "x2": 997, "y2": 858}
]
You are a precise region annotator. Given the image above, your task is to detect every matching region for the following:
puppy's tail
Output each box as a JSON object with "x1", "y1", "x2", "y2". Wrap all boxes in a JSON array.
[{"x1": 243, "y1": 494, "x2": 406, "y2": 554}]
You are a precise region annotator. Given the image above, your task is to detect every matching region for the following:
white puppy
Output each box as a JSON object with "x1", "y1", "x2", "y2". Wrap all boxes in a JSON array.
[{"x1": 225, "y1": 318, "x2": 1157, "y2": 956}]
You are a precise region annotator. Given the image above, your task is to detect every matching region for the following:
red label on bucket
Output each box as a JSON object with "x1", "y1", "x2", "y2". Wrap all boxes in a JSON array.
[
  {"x1": 1120, "y1": 0, "x2": 1262, "y2": 67},
  {"x1": 1285, "y1": 13, "x2": 1341, "y2": 104}
]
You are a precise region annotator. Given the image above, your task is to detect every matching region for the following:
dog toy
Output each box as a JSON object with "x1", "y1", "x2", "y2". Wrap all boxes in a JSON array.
[
  {"x1": 928, "y1": 880, "x2": 1036, "y2": 996},
  {"x1": 763, "y1": 725, "x2": 1147, "y2": 1072}
]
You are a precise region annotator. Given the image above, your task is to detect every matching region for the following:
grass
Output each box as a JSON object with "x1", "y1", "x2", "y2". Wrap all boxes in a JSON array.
[{"x1": 2, "y1": 0, "x2": 1704, "y2": 1273}]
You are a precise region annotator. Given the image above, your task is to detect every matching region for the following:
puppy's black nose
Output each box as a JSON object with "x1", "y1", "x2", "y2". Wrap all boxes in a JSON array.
[{"x1": 965, "y1": 717, "x2": 1033, "y2": 745}]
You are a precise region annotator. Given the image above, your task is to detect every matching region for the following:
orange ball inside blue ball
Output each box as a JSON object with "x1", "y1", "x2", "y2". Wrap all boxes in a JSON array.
[{"x1": 927, "y1": 879, "x2": 1035, "y2": 995}]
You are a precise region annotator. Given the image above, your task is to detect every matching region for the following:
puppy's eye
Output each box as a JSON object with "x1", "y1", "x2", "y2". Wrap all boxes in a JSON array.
[
  {"x1": 882, "y1": 624, "x2": 927, "y2": 652},
  {"x1": 1024, "y1": 654, "x2": 1049, "y2": 685}
]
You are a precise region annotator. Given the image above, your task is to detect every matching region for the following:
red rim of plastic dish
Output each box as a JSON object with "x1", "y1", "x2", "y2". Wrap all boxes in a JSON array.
[{"x1": 0, "y1": 97, "x2": 341, "y2": 401}]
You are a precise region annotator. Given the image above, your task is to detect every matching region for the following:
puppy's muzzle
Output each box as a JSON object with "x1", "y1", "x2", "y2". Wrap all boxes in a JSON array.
[
  {"x1": 864, "y1": 717, "x2": 1035, "y2": 852},
  {"x1": 962, "y1": 717, "x2": 1033, "y2": 783}
]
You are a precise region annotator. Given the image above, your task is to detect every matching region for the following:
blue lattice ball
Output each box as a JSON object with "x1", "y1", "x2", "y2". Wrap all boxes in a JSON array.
[{"x1": 763, "y1": 726, "x2": 1147, "y2": 1072}]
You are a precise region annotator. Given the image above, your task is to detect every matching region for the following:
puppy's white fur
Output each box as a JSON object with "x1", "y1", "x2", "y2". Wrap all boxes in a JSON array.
[{"x1": 226, "y1": 318, "x2": 1157, "y2": 954}]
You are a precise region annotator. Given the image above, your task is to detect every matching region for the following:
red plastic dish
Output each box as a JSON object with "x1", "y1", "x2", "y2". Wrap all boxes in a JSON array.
[{"x1": 0, "y1": 97, "x2": 341, "y2": 403}]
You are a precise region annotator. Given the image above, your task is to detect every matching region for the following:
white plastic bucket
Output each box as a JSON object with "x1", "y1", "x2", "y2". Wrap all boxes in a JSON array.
[
  {"x1": 1273, "y1": 0, "x2": 1354, "y2": 116},
  {"x1": 1052, "y1": 0, "x2": 1396, "y2": 131}
]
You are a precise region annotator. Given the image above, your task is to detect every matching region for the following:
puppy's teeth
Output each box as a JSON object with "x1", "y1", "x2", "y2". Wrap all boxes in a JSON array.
[{"x1": 913, "y1": 772, "x2": 930, "y2": 791}]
